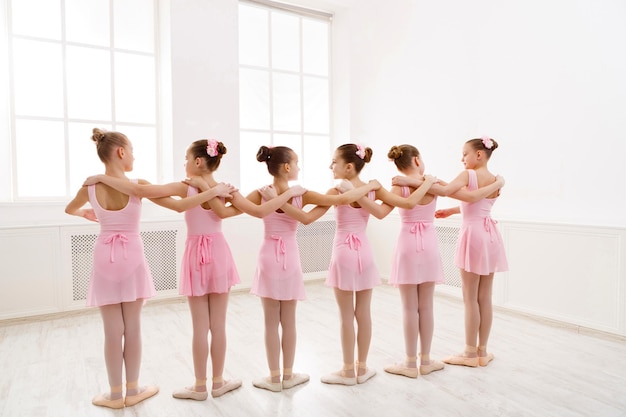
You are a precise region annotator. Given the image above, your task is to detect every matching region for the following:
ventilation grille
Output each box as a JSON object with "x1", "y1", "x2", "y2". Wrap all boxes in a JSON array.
[
  {"x1": 296, "y1": 220, "x2": 336, "y2": 273},
  {"x1": 435, "y1": 225, "x2": 461, "y2": 287},
  {"x1": 70, "y1": 230, "x2": 178, "y2": 301}
]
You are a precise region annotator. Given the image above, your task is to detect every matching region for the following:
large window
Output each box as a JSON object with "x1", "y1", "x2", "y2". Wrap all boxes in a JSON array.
[
  {"x1": 238, "y1": 1, "x2": 332, "y2": 192},
  {"x1": 3, "y1": 0, "x2": 161, "y2": 201}
]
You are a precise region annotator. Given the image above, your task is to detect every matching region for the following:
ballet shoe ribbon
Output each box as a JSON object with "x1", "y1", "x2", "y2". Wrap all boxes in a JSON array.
[
  {"x1": 410, "y1": 222, "x2": 426, "y2": 252},
  {"x1": 271, "y1": 235, "x2": 287, "y2": 270},
  {"x1": 104, "y1": 233, "x2": 129, "y2": 263},
  {"x1": 345, "y1": 233, "x2": 363, "y2": 272}
]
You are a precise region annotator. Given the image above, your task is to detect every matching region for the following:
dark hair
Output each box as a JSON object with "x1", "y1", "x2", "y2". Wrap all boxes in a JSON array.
[
  {"x1": 336, "y1": 143, "x2": 372, "y2": 173},
  {"x1": 188, "y1": 139, "x2": 227, "y2": 171},
  {"x1": 91, "y1": 128, "x2": 129, "y2": 163},
  {"x1": 388, "y1": 144, "x2": 420, "y2": 171},
  {"x1": 466, "y1": 137, "x2": 499, "y2": 158},
  {"x1": 256, "y1": 146, "x2": 295, "y2": 177}
]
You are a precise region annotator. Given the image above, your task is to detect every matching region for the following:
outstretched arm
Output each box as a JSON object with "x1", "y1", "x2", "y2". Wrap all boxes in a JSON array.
[
  {"x1": 354, "y1": 176, "x2": 436, "y2": 219},
  {"x1": 435, "y1": 206, "x2": 461, "y2": 218},
  {"x1": 448, "y1": 175, "x2": 504, "y2": 202},
  {"x1": 65, "y1": 187, "x2": 98, "y2": 222},
  {"x1": 148, "y1": 182, "x2": 236, "y2": 213}
]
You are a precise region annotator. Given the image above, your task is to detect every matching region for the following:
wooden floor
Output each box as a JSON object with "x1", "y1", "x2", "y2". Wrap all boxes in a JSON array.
[{"x1": 1, "y1": 280, "x2": 625, "y2": 417}]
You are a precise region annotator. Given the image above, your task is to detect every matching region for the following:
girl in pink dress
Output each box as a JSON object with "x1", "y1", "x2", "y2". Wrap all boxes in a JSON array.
[
  {"x1": 424, "y1": 137, "x2": 508, "y2": 367},
  {"x1": 66, "y1": 128, "x2": 174, "y2": 409},
  {"x1": 249, "y1": 146, "x2": 379, "y2": 392},
  {"x1": 379, "y1": 145, "x2": 504, "y2": 378},
  {"x1": 85, "y1": 139, "x2": 303, "y2": 401}
]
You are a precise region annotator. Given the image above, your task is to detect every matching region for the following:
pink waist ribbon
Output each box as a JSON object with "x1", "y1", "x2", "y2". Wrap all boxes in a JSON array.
[
  {"x1": 104, "y1": 233, "x2": 129, "y2": 263},
  {"x1": 196, "y1": 235, "x2": 213, "y2": 268},
  {"x1": 483, "y1": 217, "x2": 498, "y2": 242},
  {"x1": 409, "y1": 222, "x2": 426, "y2": 252},
  {"x1": 271, "y1": 235, "x2": 287, "y2": 270},
  {"x1": 345, "y1": 233, "x2": 362, "y2": 273}
]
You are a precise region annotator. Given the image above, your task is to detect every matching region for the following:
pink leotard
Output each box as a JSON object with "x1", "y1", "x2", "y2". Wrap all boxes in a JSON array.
[
  {"x1": 325, "y1": 191, "x2": 381, "y2": 291},
  {"x1": 454, "y1": 170, "x2": 509, "y2": 275},
  {"x1": 251, "y1": 194, "x2": 306, "y2": 301},
  {"x1": 180, "y1": 186, "x2": 241, "y2": 296},
  {"x1": 389, "y1": 187, "x2": 445, "y2": 286},
  {"x1": 86, "y1": 181, "x2": 156, "y2": 307}
]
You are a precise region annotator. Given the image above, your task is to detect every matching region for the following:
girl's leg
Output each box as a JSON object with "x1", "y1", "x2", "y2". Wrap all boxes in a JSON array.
[
  {"x1": 93, "y1": 303, "x2": 125, "y2": 408},
  {"x1": 443, "y1": 270, "x2": 480, "y2": 367},
  {"x1": 416, "y1": 282, "x2": 444, "y2": 375},
  {"x1": 189, "y1": 295, "x2": 210, "y2": 391},
  {"x1": 280, "y1": 300, "x2": 310, "y2": 389},
  {"x1": 320, "y1": 289, "x2": 357, "y2": 385},
  {"x1": 354, "y1": 289, "x2": 376, "y2": 383},
  {"x1": 252, "y1": 297, "x2": 282, "y2": 392},
  {"x1": 207, "y1": 292, "x2": 242, "y2": 396},
  {"x1": 384, "y1": 285, "x2": 419, "y2": 378},
  {"x1": 477, "y1": 273, "x2": 495, "y2": 366},
  {"x1": 121, "y1": 299, "x2": 158, "y2": 406}
]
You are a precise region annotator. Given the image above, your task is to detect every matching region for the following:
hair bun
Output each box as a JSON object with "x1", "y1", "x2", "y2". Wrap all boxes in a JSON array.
[
  {"x1": 91, "y1": 128, "x2": 106, "y2": 143},
  {"x1": 256, "y1": 146, "x2": 271, "y2": 162}
]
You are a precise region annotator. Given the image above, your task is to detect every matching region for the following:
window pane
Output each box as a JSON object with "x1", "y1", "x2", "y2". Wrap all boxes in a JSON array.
[
  {"x1": 68, "y1": 123, "x2": 112, "y2": 193},
  {"x1": 15, "y1": 120, "x2": 66, "y2": 197},
  {"x1": 11, "y1": 0, "x2": 61, "y2": 39},
  {"x1": 271, "y1": 12, "x2": 299, "y2": 72},
  {"x1": 66, "y1": 46, "x2": 112, "y2": 120},
  {"x1": 65, "y1": 0, "x2": 110, "y2": 46},
  {"x1": 114, "y1": 53, "x2": 156, "y2": 124},
  {"x1": 240, "y1": 131, "x2": 270, "y2": 192},
  {"x1": 118, "y1": 125, "x2": 158, "y2": 182},
  {"x1": 238, "y1": 4, "x2": 268, "y2": 67},
  {"x1": 239, "y1": 68, "x2": 270, "y2": 130},
  {"x1": 303, "y1": 76, "x2": 329, "y2": 134},
  {"x1": 302, "y1": 19, "x2": 328, "y2": 76},
  {"x1": 303, "y1": 135, "x2": 332, "y2": 191},
  {"x1": 114, "y1": 0, "x2": 154, "y2": 53},
  {"x1": 273, "y1": 73, "x2": 300, "y2": 131},
  {"x1": 12, "y1": 39, "x2": 64, "y2": 118}
]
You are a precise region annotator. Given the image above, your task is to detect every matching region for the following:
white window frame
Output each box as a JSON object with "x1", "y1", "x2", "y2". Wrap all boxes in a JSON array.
[
  {"x1": 1, "y1": 0, "x2": 168, "y2": 202},
  {"x1": 238, "y1": 0, "x2": 333, "y2": 192}
]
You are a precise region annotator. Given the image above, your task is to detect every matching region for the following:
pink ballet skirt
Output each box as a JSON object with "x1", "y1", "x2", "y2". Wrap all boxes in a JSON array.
[
  {"x1": 389, "y1": 188, "x2": 445, "y2": 286},
  {"x1": 251, "y1": 194, "x2": 306, "y2": 301},
  {"x1": 325, "y1": 191, "x2": 381, "y2": 291},
  {"x1": 454, "y1": 170, "x2": 509, "y2": 275},
  {"x1": 86, "y1": 181, "x2": 156, "y2": 307},
  {"x1": 179, "y1": 186, "x2": 240, "y2": 296}
]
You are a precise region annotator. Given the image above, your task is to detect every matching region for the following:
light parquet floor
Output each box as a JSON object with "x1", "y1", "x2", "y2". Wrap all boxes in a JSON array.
[{"x1": 1, "y1": 281, "x2": 625, "y2": 417}]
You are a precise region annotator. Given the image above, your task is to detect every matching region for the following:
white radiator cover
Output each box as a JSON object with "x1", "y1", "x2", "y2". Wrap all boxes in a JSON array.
[{"x1": 70, "y1": 230, "x2": 179, "y2": 302}]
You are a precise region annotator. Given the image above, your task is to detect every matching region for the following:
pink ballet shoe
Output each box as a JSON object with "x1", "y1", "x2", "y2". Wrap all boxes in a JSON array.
[
  {"x1": 124, "y1": 384, "x2": 159, "y2": 407},
  {"x1": 384, "y1": 363, "x2": 418, "y2": 379},
  {"x1": 92, "y1": 393, "x2": 124, "y2": 409},
  {"x1": 172, "y1": 387, "x2": 208, "y2": 401},
  {"x1": 253, "y1": 376, "x2": 282, "y2": 392},
  {"x1": 282, "y1": 373, "x2": 309, "y2": 390},
  {"x1": 479, "y1": 352, "x2": 495, "y2": 367},
  {"x1": 211, "y1": 379, "x2": 242, "y2": 397},
  {"x1": 443, "y1": 346, "x2": 479, "y2": 367},
  {"x1": 419, "y1": 360, "x2": 445, "y2": 375}
]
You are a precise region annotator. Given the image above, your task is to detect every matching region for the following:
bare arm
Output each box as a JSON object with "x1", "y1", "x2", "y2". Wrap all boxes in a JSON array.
[
  {"x1": 65, "y1": 186, "x2": 98, "y2": 222},
  {"x1": 448, "y1": 175, "x2": 504, "y2": 202},
  {"x1": 148, "y1": 182, "x2": 235, "y2": 213},
  {"x1": 395, "y1": 172, "x2": 469, "y2": 197},
  {"x1": 83, "y1": 174, "x2": 184, "y2": 199},
  {"x1": 435, "y1": 206, "x2": 461, "y2": 218}
]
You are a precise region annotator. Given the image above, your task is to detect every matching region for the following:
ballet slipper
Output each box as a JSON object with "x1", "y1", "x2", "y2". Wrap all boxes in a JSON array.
[
  {"x1": 384, "y1": 356, "x2": 418, "y2": 378},
  {"x1": 356, "y1": 361, "x2": 376, "y2": 384},
  {"x1": 419, "y1": 360, "x2": 445, "y2": 375},
  {"x1": 383, "y1": 363, "x2": 418, "y2": 378},
  {"x1": 173, "y1": 378, "x2": 208, "y2": 401},
  {"x1": 172, "y1": 387, "x2": 208, "y2": 401},
  {"x1": 253, "y1": 370, "x2": 282, "y2": 392},
  {"x1": 442, "y1": 346, "x2": 479, "y2": 368},
  {"x1": 92, "y1": 385, "x2": 124, "y2": 409},
  {"x1": 478, "y1": 346, "x2": 495, "y2": 366},
  {"x1": 282, "y1": 370, "x2": 310, "y2": 390},
  {"x1": 124, "y1": 382, "x2": 159, "y2": 407},
  {"x1": 320, "y1": 363, "x2": 357, "y2": 386},
  {"x1": 211, "y1": 378, "x2": 242, "y2": 397}
]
